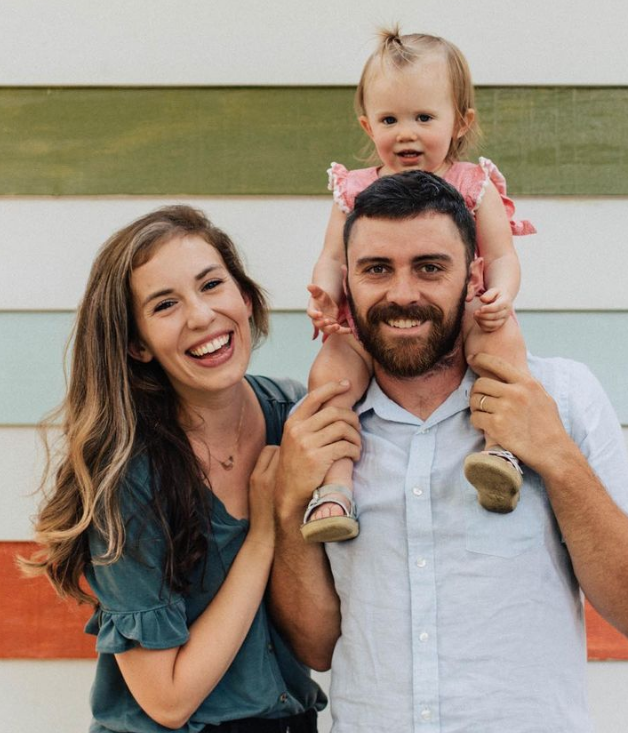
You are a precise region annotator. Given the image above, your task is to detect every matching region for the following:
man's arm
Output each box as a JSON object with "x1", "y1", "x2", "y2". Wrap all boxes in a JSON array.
[
  {"x1": 469, "y1": 353, "x2": 628, "y2": 637},
  {"x1": 268, "y1": 381, "x2": 361, "y2": 670}
]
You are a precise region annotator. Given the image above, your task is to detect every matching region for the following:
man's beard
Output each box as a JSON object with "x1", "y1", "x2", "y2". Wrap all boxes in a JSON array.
[{"x1": 346, "y1": 285, "x2": 467, "y2": 379}]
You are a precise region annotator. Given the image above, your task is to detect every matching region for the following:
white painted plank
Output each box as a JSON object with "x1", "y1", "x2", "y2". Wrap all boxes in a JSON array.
[
  {"x1": 1, "y1": 197, "x2": 627, "y2": 312},
  {"x1": 1, "y1": 0, "x2": 626, "y2": 85},
  {"x1": 5, "y1": 427, "x2": 628, "y2": 540},
  {"x1": 0, "y1": 657, "x2": 626, "y2": 732}
]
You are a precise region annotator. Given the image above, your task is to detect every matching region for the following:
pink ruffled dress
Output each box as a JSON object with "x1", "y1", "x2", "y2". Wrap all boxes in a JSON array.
[
  {"x1": 327, "y1": 158, "x2": 535, "y2": 331},
  {"x1": 327, "y1": 158, "x2": 536, "y2": 237}
]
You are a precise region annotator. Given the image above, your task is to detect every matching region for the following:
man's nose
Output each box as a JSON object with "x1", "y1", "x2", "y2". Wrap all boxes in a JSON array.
[{"x1": 386, "y1": 275, "x2": 420, "y2": 305}]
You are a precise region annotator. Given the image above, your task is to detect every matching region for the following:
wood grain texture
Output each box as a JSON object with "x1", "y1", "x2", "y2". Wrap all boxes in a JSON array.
[
  {"x1": 1, "y1": 87, "x2": 627, "y2": 195},
  {"x1": 0, "y1": 542, "x2": 95, "y2": 659},
  {"x1": 1, "y1": 542, "x2": 626, "y2": 660}
]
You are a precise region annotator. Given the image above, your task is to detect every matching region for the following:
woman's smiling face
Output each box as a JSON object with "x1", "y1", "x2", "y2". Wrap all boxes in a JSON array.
[{"x1": 130, "y1": 234, "x2": 253, "y2": 403}]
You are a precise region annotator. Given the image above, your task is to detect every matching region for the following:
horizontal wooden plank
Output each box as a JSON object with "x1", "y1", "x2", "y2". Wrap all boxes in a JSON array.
[
  {"x1": 2, "y1": 311, "x2": 627, "y2": 426},
  {"x1": 1, "y1": 87, "x2": 627, "y2": 195},
  {"x1": 2, "y1": 0, "x2": 628, "y2": 86},
  {"x1": 0, "y1": 542, "x2": 95, "y2": 659},
  {"x1": 1, "y1": 542, "x2": 625, "y2": 661},
  {"x1": 1, "y1": 196, "x2": 627, "y2": 312},
  {"x1": 7, "y1": 428, "x2": 627, "y2": 541}
]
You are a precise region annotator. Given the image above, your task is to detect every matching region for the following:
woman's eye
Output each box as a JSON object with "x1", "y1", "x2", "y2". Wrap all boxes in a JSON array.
[
  {"x1": 202, "y1": 279, "x2": 222, "y2": 292},
  {"x1": 382, "y1": 116, "x2": 397, "y2": 125},
  {"x1": 154, "y1": 299, "x2": 176, "y2": 313}
]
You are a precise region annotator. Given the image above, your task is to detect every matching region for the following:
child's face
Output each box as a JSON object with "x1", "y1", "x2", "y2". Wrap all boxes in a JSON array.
[{"x1": 359, "y1": 53, "x2": 472, "y2": 177}]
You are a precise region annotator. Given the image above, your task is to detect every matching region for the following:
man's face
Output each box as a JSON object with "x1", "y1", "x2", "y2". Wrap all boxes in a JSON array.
[{"x1": 345, "y1": 212, "x2": 478, "y2": 378}]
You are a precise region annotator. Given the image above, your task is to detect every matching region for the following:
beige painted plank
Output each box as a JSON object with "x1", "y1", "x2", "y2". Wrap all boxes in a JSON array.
[
  {"x1": 1, "y1": 87, "x2": 627, "y2": 195},
  {"x1": 1, "y1": 0, "x2": 627, "y2": 86},
  {"x1": 0, "y1": 197, "x2": 626, "y2": 312}
]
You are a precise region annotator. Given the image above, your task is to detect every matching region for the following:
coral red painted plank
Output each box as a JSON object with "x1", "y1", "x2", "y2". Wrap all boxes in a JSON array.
[
  {"x1": 2, "y1": 542, "x2": 627, "y2": 660},
  {"x1": 0, "y1": 542, "x2": 95, "y2": 659},
  {"x1": 585, "y1": 600, "x2": 628, "y2": 660}
]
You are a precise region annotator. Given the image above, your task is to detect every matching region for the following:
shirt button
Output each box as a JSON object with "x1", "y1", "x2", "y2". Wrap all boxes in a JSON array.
[
  {"x1": 413, "y1": 486, "x2": 423, "y2": 496},
  {"x1": 267, "y1": 643, "x2": 274, "y2": 653},
  {"x1": 421, "y1": 707, "x2": 432, "y2": 722},
  {"x1": 416, "y1": 558, "x2": 427, "y2": 568},
  {"x1": 419, "y1": 631, "x2": 429, "y2": 642},
  {"x1": 279, "y1": 692, "x2": 288, "y2": 703}
]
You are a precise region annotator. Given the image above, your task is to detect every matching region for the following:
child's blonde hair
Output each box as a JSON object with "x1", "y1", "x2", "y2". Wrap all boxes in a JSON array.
[{"x1": 356, "y1": 27, "x2": 480, "y2": 163}]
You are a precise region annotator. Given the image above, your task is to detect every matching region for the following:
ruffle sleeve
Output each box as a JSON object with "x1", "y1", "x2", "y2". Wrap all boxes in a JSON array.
[
  {"x1": 477, "y1": 157, "x2": 536, "y2": 236},
  {"x1": 327, "y1": 162, "x2": 351, "y2": 214},
  {"x1": 86, "y1": 599, "x2": 190, "y2": 654}
]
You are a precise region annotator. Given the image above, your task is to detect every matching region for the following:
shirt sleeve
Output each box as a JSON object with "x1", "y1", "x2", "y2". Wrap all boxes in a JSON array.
[
  {"x1": 84, "y1": 458, "x2": 190, "y2": 654},
  {"x1": 561, "y1": 360, "x2": 628, "y2": 514}
]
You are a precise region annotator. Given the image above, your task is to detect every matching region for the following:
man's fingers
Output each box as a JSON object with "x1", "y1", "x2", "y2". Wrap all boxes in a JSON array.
[{"x1": 469, "y1": 353, "x2": 523, "y2": 384}]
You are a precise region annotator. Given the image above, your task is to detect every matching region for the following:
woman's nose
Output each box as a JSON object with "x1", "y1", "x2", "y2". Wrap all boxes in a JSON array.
[{"x1": 186, "y1": 298, "x2": 215, "y2": 330}]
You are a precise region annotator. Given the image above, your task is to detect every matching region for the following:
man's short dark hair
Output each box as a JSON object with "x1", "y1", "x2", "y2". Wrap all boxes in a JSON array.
[{"x1": 344, "y1": 170, "x2": 476, "y2": 267}]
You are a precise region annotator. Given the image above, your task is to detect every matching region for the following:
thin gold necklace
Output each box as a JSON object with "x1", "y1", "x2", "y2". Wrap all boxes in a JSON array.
[{"x1": 209, "y1": 396, "x2": 246, "y2": 471}]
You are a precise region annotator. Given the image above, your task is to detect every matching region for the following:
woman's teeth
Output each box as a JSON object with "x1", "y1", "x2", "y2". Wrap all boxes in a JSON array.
[{"x1": 189, "y1": 334, "x2": 230, "y2": 357}]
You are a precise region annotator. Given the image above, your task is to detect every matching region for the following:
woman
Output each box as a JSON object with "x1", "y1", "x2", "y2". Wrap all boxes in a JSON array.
[{"x1": 22, "y1": 205, "x2": 360, "y2": 732}]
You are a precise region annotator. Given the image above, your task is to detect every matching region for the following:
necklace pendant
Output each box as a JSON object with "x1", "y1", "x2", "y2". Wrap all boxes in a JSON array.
[{"x1": 220, "y1": 456, "x2": 234, "y2": 470}]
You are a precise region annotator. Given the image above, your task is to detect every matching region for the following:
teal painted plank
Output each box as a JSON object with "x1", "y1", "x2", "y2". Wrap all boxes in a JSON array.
[
  {"x1": 0, "y1": 87, "x2": 627, "y2": 195},
  {"x1": 2, "y1": 312, "x2": 627, "y2": 425}
]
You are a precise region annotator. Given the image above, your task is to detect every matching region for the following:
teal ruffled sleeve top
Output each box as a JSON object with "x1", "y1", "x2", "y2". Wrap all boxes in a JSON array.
[{"x1": 84, "y1": 376, "x2": 325, "y2": 733}]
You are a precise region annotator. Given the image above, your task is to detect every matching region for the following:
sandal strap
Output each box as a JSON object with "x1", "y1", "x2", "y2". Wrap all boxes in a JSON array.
[
  {"x1": 302, "y1": 483, "x2": 356, "y2": 524},
  {"x1": 484, "y1": 448, "x2": 523, "y2": 475}
]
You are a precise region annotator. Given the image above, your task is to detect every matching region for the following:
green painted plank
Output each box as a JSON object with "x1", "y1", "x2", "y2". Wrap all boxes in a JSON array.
[
  {"x1": 2, "y1": 311, "x2": 627, "y2": 425},
  {"x1": 0, "y1": 87, "x2": 626, "y2": 195}
]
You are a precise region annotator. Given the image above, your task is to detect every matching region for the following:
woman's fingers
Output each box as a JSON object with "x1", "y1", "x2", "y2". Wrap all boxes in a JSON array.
[
  {"x1": 469, "y1": 353, "x2": 524, "y2": 384},
  {"x1": 290, "y1": 380, "x2": 352, "y2": 420}
]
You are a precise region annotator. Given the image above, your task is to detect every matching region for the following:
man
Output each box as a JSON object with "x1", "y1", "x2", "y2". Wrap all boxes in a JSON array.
[{"x1": 270, "y1": 171, "x2": 628, "y2": 733}]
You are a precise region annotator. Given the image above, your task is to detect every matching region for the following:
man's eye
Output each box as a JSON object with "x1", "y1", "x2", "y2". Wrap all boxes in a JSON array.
[
  {"x1": 366, "y1": 265, "x2": 388, "y2": 275},
  {"x1": 382, "y1": 116, "x2": 397, "y2": 125},
  {"x1": 420, "y1": 264, "x2": 442, "y2": 274}
]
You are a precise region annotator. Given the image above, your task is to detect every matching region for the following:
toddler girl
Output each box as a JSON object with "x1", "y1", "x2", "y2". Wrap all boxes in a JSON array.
[{"x1": 301, "y1": 29, "x2": 536, "y2": 543}]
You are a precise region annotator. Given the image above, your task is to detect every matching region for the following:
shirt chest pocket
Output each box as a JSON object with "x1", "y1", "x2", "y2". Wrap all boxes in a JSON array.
[{"x1": 462, "y1": 471, "x2": 550, "y2": 558}]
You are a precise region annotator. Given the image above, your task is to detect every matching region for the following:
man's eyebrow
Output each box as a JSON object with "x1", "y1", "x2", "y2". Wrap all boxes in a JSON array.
[
  {"x1": 142, "y1": 265, "x2": 224, "y2": 306},
  {"x1": 355, "y1": 254, "x2": 454, "y2": 267}
]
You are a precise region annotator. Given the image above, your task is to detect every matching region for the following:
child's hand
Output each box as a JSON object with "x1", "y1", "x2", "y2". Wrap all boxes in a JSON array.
[
  {"x1": 473, "y1": 288, "x2": 514, "y2": 332},
  {"x1": 307, "y1": 284, "x2": 352, "y2": 337}
]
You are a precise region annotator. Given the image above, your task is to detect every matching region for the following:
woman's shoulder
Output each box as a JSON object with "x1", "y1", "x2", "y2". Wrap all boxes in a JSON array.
[
  {"x1": 246, "y1": 375, "x2": 306, "y2": 405},
  {"x1": 327, "y1": 162, "x2": 379, "y2": 213}
]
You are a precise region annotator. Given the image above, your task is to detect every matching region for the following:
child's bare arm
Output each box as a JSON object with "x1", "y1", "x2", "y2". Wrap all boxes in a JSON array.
[
  {"x1": 308, "y1": 205, "x2": 347, "y2": 328},
  {"x1": 474, "y1": 182, "x2": 522, "y2": 332}
]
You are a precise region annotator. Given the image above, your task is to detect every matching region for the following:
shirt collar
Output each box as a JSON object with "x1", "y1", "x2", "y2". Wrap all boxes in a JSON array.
[{"x1": 356, "y1": 368, "x2": 475, "y2": 428}]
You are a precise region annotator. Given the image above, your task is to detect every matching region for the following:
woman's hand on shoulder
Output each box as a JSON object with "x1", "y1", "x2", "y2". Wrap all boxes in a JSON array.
[{"x1": 248, "y1": 445, "x2": 280, "y2": 548}]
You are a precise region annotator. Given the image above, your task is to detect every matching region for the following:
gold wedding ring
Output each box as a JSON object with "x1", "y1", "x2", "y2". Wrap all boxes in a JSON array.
[{"x1": 479, "y1": 395, "x2": 488, "y2": 412}]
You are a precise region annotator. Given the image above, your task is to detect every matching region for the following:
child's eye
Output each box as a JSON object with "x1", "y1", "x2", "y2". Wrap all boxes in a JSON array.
[
  {"x1": 381, "y1": 116, "x2": 397, "y2": 125},
  {"x1": 417, "y1": 114, "x2": 432, "y2": 123}
]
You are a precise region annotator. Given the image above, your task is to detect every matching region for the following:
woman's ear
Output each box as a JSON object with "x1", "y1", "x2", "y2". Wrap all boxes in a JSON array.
[
  {"x1": 128, "y1": 340, "x2": 153, "y2": 363},
  {"x1": 456, "y1": 108, "x2": 476, "y2": 140}
]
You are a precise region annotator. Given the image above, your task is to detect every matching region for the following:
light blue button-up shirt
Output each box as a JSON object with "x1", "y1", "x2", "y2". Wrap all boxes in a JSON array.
[{"x1": 326, "y1": 356, "x2": 628, "y2": 733}]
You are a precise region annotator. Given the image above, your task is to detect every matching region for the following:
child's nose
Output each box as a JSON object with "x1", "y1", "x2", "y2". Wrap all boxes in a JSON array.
[{"x1": 397, "y1": 122, "x2": 418, "y2": 141}]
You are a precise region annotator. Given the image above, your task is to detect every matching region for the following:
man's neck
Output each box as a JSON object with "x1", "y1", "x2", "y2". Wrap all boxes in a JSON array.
[{"x1": 373, "y1": 350, "x2": 468, "y2": 421}]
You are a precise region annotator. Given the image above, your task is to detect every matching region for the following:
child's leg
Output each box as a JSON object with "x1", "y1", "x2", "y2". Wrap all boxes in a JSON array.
[
  {"x1": 462, "y1": 297, "x2": 527, "y2": 513},
  {"x1": 301, "y1": 333, "x2": 372, "y2": 543}
]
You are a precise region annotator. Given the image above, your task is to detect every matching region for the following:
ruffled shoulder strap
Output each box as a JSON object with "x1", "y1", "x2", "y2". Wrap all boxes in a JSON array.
[
  {"x1": 479, "y1": 158, "x2": 536, "y2": 235},
  {"x1": 85, "y1": 598, "x2": 189, "y2": 654},
  {"x1": 445, "y1": 158, "x2": 536, "y2": 236},
  {"x1": 327, "y1": 162, "x2": 379, "y2": 213}
]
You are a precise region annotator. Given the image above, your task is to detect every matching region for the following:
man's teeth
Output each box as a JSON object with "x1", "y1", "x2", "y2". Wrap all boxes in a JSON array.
[
  {"x1": 387, "y1": 318, "x2": 422, "y2": 329},
  {"x1": 189, "y1": 334, "x2": 230, "y2": 356}
]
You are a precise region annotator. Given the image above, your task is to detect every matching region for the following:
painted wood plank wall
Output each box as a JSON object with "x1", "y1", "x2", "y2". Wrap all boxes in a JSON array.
[{"x1": 2, "y1": 2, "x2": 628, "y2": 731}]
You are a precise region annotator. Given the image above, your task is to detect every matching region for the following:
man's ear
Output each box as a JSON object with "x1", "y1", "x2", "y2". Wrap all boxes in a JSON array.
[
  {"x1": 456, "y1": 108, "x2": 475, "y2": 140},
  {"x1": 128, "y1": 340, "x2": 153, "y2": 363},
  {"x1": 358, "y1": 115, "x2": 375, "y2": 140},
  {"x1": 466, "y1": 257, "x2": 484, "y2": 302}
]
